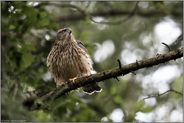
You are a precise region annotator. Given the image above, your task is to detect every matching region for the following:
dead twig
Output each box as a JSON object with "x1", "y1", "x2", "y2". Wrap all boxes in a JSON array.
[
  {"x1": 117, "y1": 59, "x2": 122, "y2": 69},
  {"x1": 162, "y1": 42, "x2": 171, "y2": 51},
  {"x1": 143, "y1": 89, "x2": 183, "y2": 100}
]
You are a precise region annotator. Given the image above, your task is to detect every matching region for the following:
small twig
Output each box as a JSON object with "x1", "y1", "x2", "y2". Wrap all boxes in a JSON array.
[
  {"x1": 120, "y1": 1, "x2": 139, "y2": 22},
  {"x1": 156, "y1": 53, "x2": 160, "y2": 56},
  {"x1": 117, "y1": 59, "x2": 122, "y2": 69},
  {"x1": 131, "y1": 72, "x2": 136, "y2": 75},
  {"x1": 143, "y1": 89, "x2": 183, "y2": 100},
  {"x1": 89, "y1": 2, "x2": 139, "y2": 25},
  {"x1": 114, "y1": 77, "x2": 120, "y2": 81},
  {"x1": 170, "y1": 89, "x2": 183, "y2": 95},
  {"x1": 84, "y1": 1, "x2": 91, "y2": 10},
  {"x1": 161, "y1": 42, "x2": 171, "y2": 51},
  {"x1": 49, "y1": 3, "x2": 87, "y2": 16},
  {"x1": 136, "y1": 60, "x2": 139, "y2": 67}
]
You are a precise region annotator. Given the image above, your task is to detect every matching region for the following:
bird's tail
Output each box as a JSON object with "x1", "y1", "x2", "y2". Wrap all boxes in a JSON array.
[{"x1": 83, "y1": 83, "x2": 102, "y2": 95}]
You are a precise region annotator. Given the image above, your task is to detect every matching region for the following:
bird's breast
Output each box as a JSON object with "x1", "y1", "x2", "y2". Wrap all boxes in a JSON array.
[
  {"x1": 61, "y1": 44, "x2": 92, "y2": 79},
  {"x1": 48, "y1": 43, "x2": 93, "y2": 81}
]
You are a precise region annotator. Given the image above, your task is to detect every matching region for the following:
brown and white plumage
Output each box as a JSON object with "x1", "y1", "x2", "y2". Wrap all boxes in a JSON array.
[{"x1": 47, "y1": 28, "x2": 101, "y2": 94}]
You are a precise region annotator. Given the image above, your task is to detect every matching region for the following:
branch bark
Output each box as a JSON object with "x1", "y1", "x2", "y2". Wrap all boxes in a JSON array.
[{"x1": 23, "y1": 48, "x2": 183, "y2": 109}]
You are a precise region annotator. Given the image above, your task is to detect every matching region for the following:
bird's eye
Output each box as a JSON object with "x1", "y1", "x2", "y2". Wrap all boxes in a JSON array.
[{"x1": 63, "y1": 29, "x2": 67, "y2": 32}]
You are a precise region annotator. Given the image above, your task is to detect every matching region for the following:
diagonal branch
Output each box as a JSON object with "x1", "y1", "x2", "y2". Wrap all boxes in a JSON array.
[{"x1": 23, "y1": 48, "x2": 183, "y2": 109}]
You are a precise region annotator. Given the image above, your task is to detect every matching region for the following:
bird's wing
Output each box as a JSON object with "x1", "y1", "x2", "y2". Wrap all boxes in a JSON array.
[
  {"x1": 76, "y1": 40, "x2": 96, "y2": 73},
  {"x1": 76, "y1": 40, "x2": 88, "y2": 53}
]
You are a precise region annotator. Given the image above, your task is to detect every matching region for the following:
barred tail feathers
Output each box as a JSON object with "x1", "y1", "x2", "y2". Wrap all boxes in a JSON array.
[{"x1": 83, "y1": 83, "x2": 102, "y2": 94}]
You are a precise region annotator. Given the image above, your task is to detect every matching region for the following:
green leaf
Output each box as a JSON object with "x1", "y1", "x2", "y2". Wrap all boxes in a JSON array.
[
  {"x1": 21, "y1": 52, "x2": 34, "y2": 69},
  {"x1": 141, "y1": 105, "x2": 153, "y2": 113},
  {"x1": 9, "y1": 24, "x2": 16, "y2": 30},
  {"x1": 35, "y1": 110, "x2": 51, "y2": 121},
  {"x1": 114, "y1": 95, "x2": 124, "y2": 104},
  {"x1": 135, "y1": 100, "x2": 145, "y2": 112}
]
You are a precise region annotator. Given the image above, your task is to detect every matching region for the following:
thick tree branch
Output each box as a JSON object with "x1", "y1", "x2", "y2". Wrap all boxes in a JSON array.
[
  {"x1": 46, "y1": 48, "x2": 183, "y2": 100},
  {"x1": 23, "y1": 48, "x2": 183, "y2": 109}
]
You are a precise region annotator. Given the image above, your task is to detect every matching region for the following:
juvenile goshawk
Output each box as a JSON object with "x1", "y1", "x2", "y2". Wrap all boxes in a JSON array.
[{"x1": 47, "y1": 28, "x2": 101, "y2": 94}]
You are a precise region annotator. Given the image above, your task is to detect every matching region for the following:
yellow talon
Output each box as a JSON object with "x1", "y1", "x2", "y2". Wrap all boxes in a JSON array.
[{"x1": 69, "y1": 77, "x2": 78, "y2": 83}]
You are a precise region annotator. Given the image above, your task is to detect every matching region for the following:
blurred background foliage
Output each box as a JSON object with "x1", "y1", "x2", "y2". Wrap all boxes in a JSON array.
[{"x1": 1, "y1": 1, "x2": 183, "y2": 122}]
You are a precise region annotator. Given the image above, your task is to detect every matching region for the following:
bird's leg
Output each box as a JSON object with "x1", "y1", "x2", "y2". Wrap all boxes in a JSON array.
[
  {"x1": 69, "y1": 76, "x2": 79, "y2": 83},
  {"x1": 81, "y1": 73, "x2": 91, "y2": 77},
  {"x1": 56, "y1": 83, "x2": 65, "y2": 88},
  {"x1": 69, "y1": 74, "x2": 84, "y2": 83},
  {"x1": 55, "y1": 79, "x2": 65, "y2": 88},
  {"x1": 69, "y1": 72, "x2": 92, "y2": 83}
]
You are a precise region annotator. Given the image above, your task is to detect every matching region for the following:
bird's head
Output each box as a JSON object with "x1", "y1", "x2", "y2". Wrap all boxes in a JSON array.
[{"x1": 56, "y1": 28, "x2": 75, "y2": 44}]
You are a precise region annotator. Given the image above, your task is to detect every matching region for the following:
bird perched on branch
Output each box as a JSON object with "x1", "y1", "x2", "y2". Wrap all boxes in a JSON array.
[{"x1": 47, "y1": 28, "x2": 102, "y2": 94}]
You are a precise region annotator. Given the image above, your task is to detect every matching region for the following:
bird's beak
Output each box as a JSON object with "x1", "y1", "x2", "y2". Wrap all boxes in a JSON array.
[{"x1": 68, "y1": 29, "x2": 72, "y2": 34}]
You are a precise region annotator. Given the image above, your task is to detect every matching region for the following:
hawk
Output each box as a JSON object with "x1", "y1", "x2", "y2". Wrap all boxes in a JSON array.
[{"x1": 47, "y1": 28, "x2": 102, "y2": 94}]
